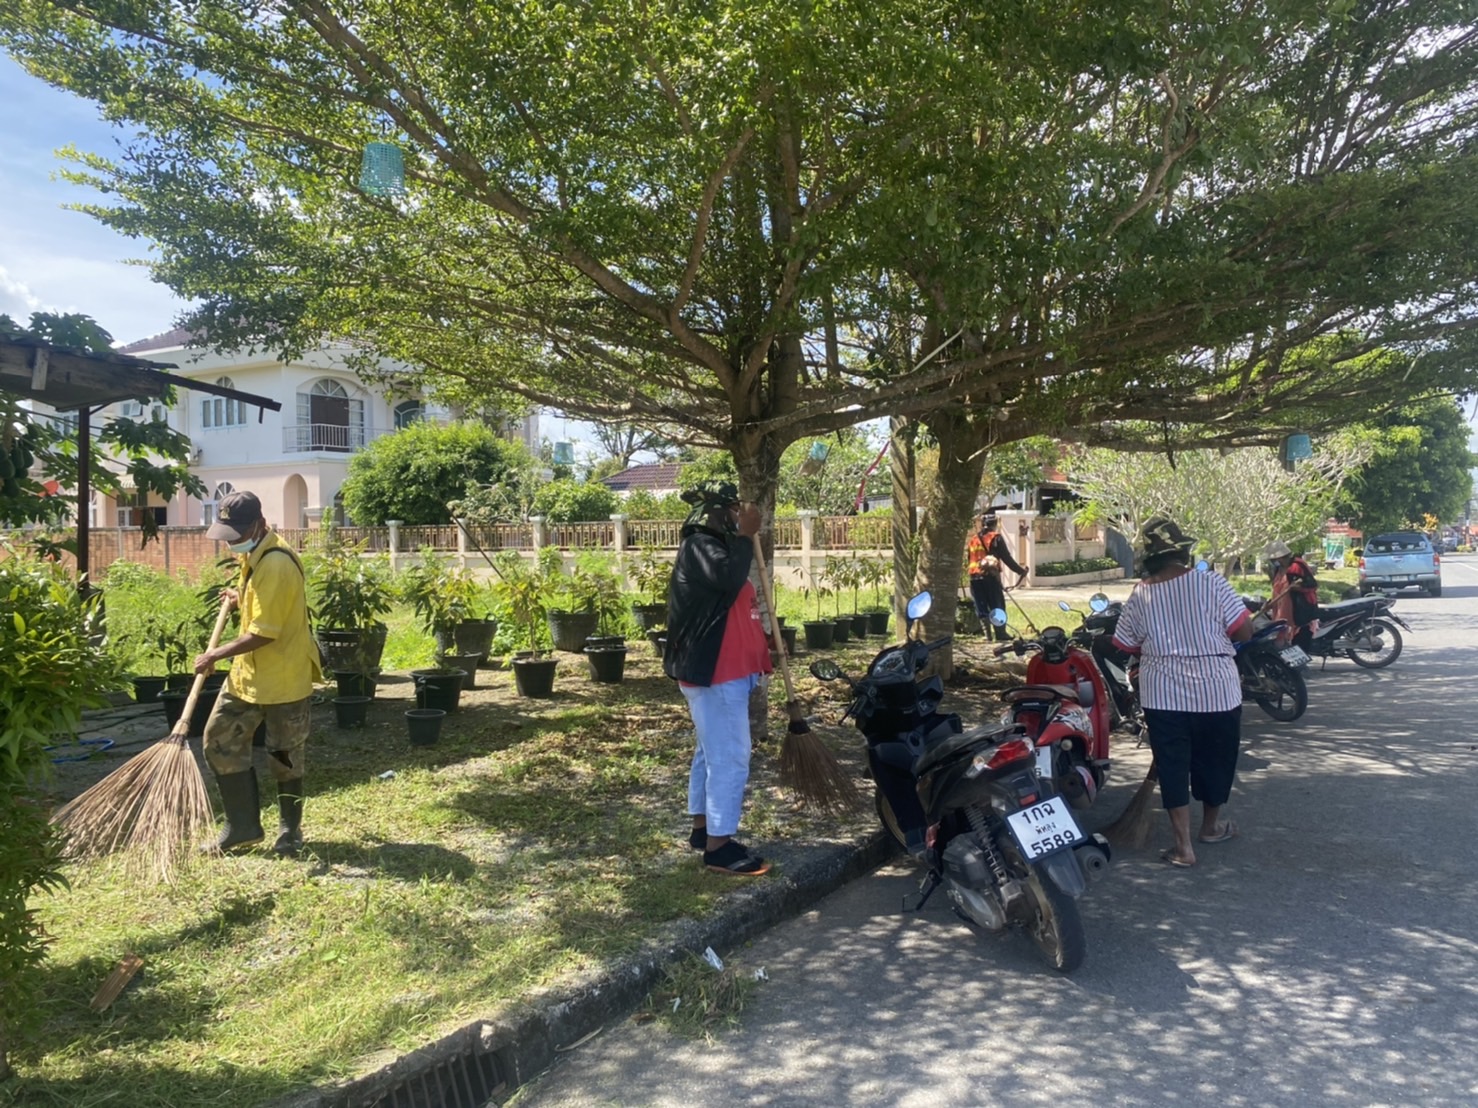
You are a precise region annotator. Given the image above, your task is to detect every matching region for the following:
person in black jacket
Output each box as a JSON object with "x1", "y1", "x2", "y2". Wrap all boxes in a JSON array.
[{"x1": 664, "y1": 482, "x2": 773, "y2": 876}]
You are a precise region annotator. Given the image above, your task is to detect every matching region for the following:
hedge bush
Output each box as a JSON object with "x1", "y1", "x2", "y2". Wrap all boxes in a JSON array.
[{"x1": 1035, "y1": 556, "x2": 1122, "y2": 577}]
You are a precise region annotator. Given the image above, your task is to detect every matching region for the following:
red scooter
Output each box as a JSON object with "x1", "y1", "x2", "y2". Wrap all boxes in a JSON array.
[{"x1": 989, "y1": 614, "x2": 1112, "y2": 811}]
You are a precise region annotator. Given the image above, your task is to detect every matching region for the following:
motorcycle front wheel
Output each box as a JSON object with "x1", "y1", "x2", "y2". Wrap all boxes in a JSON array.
[
  {"x1": 1246, "y1": 654, "x2": 1308, "y2": 721},
  {"x1": 1024, "y1": 869, "x2": 1086, "y2": 974},
  {"x1": 875, "y1": 787, "x2": 908, "y2": 850},
  {"x1": 1346, "y1": 618, "x2": 1402, "y2": 669}
]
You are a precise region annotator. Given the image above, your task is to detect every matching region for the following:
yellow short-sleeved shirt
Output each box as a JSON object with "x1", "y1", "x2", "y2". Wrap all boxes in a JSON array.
[{"x1": 226, "y1": 531, "x2": 322, "y2": 704}]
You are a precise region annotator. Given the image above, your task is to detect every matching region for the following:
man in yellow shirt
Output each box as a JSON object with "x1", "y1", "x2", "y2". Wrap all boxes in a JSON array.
[{"x1": 194, "y1": 491, "x2": 322, "y2": 855}]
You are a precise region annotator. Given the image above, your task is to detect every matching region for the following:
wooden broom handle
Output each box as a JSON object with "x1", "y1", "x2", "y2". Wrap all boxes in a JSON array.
[
  {"x1": 171, "y1": 594, "x2": 235, "y2": 739},
  {"x1": 751, "y1": 536, "x2": 800, "y2": 702}
]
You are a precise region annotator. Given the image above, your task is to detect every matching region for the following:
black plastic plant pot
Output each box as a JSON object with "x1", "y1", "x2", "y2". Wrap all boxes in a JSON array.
[
  {"x1": 850, "y1": 613, "x2": 869, "y2": 638},
  {"x1": 802, "y1": 620, "x2": 835, "y2": 650},
  {"x1": 513, "y1": 657, "x2": 559, "y2": 698},
  {"x1": 646, "y1": 628, "x2": 667, "y2": 657},
  {"x1": 132, "y1": 675, "x2": 167, "y2": 704},
  {"x1": 630, "y1": 603, "x2": 667, "y2": 633},
  {"x1": 547, "y1": 610, "x2": 600, "y2": 653},
  {"x1": 586, "y1": 646, "x2": 627, "y2": 684},
  {"x1": 203, "y1": 671, "x2": 229, "y2": 694},
  {"x1": 451, "y1": 617, "x2": 499, "y2": 663},
  {"x1": 165, "y1": 673, "x2": 193, "y2": 691},
  {"x1": 584, "y1": 635, "x2": 626, "y2": 651},
  {"x1": 411, "y1": 669, "x2": 466, "y2": 713},
  {"x1": 831, "y1": 618, "x2": 852, "y2": 644},
  {"x1": 158, "y1": 688, "x2": 188, "y2": 730},
  {"x1": 405, "y1": 708, "x2": 446, "y2": 746},
  {"x1": 868, "y1": 610, "x2": 891, "y2": 636},
  {"x1": 333, "y1": 695, "x2": 371, "y2": 729},
  {"x1": 439, "y1": 654, "x2": 482, "y2": 690},
  {"x1": 162, "y1": 686, "x2": 219, "y2": 737},
  {"x1": 334, "y1": 670, "x2": 377, "y2": 700},
  {"x1": 779, "y1": 625, "x2": 798, "y2": 656}
]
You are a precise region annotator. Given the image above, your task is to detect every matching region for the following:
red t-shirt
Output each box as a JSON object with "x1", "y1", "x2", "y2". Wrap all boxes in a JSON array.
[{"x1": 684, "y1": 580, "x2": 773, "y2": 687}]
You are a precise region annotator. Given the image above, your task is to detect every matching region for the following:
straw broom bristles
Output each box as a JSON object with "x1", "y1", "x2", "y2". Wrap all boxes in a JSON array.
[
  {"x1": 1104, "y1": 759, "x2": 1160, "y2": 852},
  {"x1": 751, "y1": 536, "x2": 862, "y2": 813},
  {"x1": 52, "y1": 735, "x2": 215, "y2": 884},
  {"x1": 50, "y1": 595, "x2": 231, "y2": 884}
]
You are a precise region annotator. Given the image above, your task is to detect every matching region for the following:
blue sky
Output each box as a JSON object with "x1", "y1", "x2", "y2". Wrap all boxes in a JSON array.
[{"x1": 0, "y1": 55, "x2": 186, "y2": 345}]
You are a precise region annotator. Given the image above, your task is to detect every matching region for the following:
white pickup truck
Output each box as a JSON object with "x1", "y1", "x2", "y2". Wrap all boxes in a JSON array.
[{"x1": 1358, "y1": 531, "x2": 1441, "y2": 597}]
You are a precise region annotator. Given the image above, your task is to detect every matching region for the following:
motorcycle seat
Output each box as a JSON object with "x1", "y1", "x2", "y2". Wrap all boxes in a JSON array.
[
  {"x1": 1319, "y1": 598, "x2": 1379, "y2": 616},
  {"x1": 913, "y1": 723, "x2": 1025, "y2": 777},
  {"x1": 1000, "y1": 683, "x2": 1080, "y2": 704}
]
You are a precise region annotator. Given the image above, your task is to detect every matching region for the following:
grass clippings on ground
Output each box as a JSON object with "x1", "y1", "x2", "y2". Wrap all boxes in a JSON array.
[{"x1": 637, "y1": 952, "x2": 761, "y2": 1042}]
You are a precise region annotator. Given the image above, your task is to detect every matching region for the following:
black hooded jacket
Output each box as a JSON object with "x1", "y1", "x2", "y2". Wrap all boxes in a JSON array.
[{"x1": 662, "y1": 521, "x2": 754, "y2": 686}]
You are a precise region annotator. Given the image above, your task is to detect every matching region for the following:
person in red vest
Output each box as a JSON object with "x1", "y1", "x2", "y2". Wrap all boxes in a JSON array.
[
  {"x1": 966, "y1": 512, "x2": 1028, "y2": 641},
  {"x1": 1264, "y1": 540, "x2": 1319, "y2": 653}
]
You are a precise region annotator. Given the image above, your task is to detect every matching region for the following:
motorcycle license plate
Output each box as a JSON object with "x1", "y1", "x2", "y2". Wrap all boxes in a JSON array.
[
  {"x1": 1279, "y1": 646, "x2": 1310, "y2": 667},
  {"x1": 1006, "y1": 798, "x2": 1085, "y2": 859}
]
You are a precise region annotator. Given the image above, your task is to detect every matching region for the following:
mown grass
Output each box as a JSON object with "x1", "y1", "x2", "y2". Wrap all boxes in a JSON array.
[{"x1": 8, "y1": 650, "x2": 876, "y2": 1107}]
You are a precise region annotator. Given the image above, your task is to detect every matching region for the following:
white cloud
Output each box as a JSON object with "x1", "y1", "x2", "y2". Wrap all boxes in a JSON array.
[{"x1": 0, "y1": 265, "x2": 43, "y2": 320}]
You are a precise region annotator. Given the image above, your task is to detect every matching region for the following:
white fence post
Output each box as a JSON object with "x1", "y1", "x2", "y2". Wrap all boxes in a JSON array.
[
  {"x1": 530, "y1": 515, "x2": 548, "y2": 552},
  {"x1": 798, "y1": 510, "x2": 818, "y2": 588},
  {"x1": 386, "y1": 519, "x2": 403, "y2": 573},
  {"x1": 610, "y1": 514, "x2": 627, "y2": 554}
]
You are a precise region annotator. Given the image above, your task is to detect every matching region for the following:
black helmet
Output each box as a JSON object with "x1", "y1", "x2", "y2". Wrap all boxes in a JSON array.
[{"x1": 1040, "y1": 626, "x2": 1071, "y2": 664}]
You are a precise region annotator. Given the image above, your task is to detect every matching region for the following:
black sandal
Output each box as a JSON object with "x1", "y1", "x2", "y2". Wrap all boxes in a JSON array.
[
  {"x1": 703, "y1": 841, "x2": 771, "y2": 876},
  {"x1": 688, "y1": 826, "x2": 706, "y2": 851}
]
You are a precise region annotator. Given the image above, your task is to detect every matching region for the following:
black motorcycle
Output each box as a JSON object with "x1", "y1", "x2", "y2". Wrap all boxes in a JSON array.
[
  {"x1": 1058, "y1": 595, "x2": 1142, "y2": 737},
  {"x1": 809, "y1": 591, "x2": 1110, "y2": 974},
  {"x1": 1296, "y1": 594, "x2": 1409, "y2": 669},
  {"x1": 1235, "y1": 614, "x2": 1309, "y2": 721}
]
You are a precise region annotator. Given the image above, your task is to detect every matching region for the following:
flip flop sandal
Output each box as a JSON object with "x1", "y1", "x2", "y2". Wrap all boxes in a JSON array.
[
  {"x1": 1199, "y1": 821, "x2": 1238, "y2": 844},
  {"x1": 703, "y1": 841, "x2": 771, "y2": 876},
  {"x1": 1159, "y1": 849, "x2": 1196, "y2": 868}
]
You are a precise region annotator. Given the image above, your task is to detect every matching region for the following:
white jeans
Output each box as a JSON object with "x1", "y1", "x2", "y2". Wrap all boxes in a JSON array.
[{"x1": 681, "y1": 674, "x2": 759, "y2": 838}]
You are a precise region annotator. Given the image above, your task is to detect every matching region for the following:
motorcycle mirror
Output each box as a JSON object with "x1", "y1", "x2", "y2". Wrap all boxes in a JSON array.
[
  {"x1": 905, "y1": 591, "x2": 932, "y2": 621},
  {"x1": 1088, "y1": 593, "x2": 1110, "y2": 613},
  {"x1": 989, "y1": 607, "x2": 1008, "y2": 627},
  {"x1": 808, "y1": 659, "x2": 843, "y2": 682},
  {"x1": 1058, "y1": 601, "x2": 1072, "y2": 612},
  {"x1": 1195, "y1": 559, "x2": 1210, "y2": 572}
]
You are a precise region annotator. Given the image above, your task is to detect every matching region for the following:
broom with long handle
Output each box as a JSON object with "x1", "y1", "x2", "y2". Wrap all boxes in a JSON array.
[
  {"x1": 750, "y1": 537, "x2": 861, "y2": 813},
  {"x1": 53, "y1": 594, "x2": 232, "y2": 883}
]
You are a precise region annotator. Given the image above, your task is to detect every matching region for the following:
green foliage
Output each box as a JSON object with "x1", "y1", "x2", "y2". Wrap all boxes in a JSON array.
[
  {"x1": 1034, "y1": 557, "x2": 1121, "y2": 577},
  {"x1": 529, "y1": 478, "x2": 619, "y2": 523},
  {"x1": 488, "y1": 551, "x2": 555, "y2": 658},
  {"x1": 0, "y1": 546, "x2": 112, "y2": 1077},
  {"x1": 778, "y1": 431, "x2": 889, "y2": 515},
  {"x1": 0, "y1": 547, "x2": 117, "y2": 778},
  {"x1": 621, "y1": 490, "x2": 689, "y2": 520},
  {"x1": 1335, "y1": 397, "x2": 1476, "y2": 535},
  {"x1": 397, "y1": 550, "x2": 484, "y2": 635},
  {"x1": 341, "y1": 422, "x2": 535, "y2": 526},
  {"x1": 629, "y1": 547, "x2": 672, "y2": 604},
  {"x1": 573, "y1": 552, "x2": 628, "y2": 636},
  {"x1": 0, "y1": 784, "x2": 68, "y2": 1080},
  {"x1": 304, "y1": 529, "x2": 395, "y2": 631}
]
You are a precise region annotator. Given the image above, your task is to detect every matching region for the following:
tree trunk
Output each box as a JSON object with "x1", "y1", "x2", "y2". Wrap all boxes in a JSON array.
[
  {"x1": 914, "y1": 410, "x2": 991, "y2": 677},
  {"x1": 889, "y1": 414, "x2": 918, "y2": 627},
  {"x1": 732, "y1": 425, "x2": 788, "y2": 742}
]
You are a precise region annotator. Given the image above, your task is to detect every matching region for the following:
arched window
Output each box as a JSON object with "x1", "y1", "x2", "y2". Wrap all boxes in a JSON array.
[
  {"x1": 394, "y1": 400, "x2": 424, "y2": 429},
  {"x1": 202, "y1": 481, "x2": 235, "y2": 525},
  {"x1": 201, "y1": 376, "x2": 246, "y2": 430},
  {"x1": 293, "y1": 378, "x2": 365, "y2": 452}
]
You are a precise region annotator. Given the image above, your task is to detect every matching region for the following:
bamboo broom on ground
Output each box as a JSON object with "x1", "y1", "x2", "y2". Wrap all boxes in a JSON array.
[
  {"x1": 751, "y1": 537, "x2": 861, "y2": 813},
  {"x1": 52, "y1": 594, "x2": 232, "y2": 883}
]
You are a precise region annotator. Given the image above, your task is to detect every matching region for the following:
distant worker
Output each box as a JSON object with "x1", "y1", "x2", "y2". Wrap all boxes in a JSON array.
[
  {"x1": 194, "y1": 491, "x2": 322, "y2": 856},
  {"x1": 1264, "y1": 540, "x2": 1319, "y2": 653},
  {"x1": 966, "y1": 512, "x2": 1028, "y2": 641}
]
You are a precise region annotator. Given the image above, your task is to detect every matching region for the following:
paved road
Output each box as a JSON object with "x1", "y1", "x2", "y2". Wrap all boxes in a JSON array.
[{"x1": 516, "y1": 556, "x2": 1478, "y2": 1108}]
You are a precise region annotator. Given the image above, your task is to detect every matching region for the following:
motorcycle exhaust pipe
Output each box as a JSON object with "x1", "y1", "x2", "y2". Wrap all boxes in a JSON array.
[{"x1": 1074, "y1": 834, "x2": 1113, "y2": 881}]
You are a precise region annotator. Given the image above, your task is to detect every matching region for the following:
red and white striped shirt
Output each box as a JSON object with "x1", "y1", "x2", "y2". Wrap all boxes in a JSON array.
[{"x1": 1112, "y1": 571, "x2": 1250, "y2": 713}]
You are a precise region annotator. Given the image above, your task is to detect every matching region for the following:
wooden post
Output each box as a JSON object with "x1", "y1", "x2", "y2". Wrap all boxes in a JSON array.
[{"x1": 76, "y1": 405, "x2": 91, "y2": 592}]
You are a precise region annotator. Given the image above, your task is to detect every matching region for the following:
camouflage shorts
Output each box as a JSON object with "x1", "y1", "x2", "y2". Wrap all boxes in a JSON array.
[{"x1": 203, "y1": 690, "x2": 311, "y2": 780}]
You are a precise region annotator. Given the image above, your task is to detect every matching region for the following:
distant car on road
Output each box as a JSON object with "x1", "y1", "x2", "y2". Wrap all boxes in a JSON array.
[{"x1": 1359, "y1": 532, "x2": 1441, "y2": 597}]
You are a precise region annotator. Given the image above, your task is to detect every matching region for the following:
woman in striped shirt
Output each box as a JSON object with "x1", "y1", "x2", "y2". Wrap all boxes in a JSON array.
[{"x1": 1113, "y1": 518, "x2": 1254, "y2": 867}]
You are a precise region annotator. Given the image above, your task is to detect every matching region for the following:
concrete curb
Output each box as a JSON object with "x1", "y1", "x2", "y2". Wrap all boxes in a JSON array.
[{"x1": 277, "y1": 829, "x2": 899, "y2": 1108}]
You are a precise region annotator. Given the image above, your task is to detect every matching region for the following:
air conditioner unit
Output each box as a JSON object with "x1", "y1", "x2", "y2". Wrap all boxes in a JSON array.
[{"x1": 189, "y1": 444, "x2": 203, "y2": 464}]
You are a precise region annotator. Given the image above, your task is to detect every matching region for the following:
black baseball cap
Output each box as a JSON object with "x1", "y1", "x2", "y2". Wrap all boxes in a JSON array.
[{"x1": 207, "y1": 491, "x2": 264, "y2": 542}]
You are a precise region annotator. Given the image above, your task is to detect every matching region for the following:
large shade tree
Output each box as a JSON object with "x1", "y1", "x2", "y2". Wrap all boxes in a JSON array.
[{"x1": 5, "y1": 0, "x2": 1478, "y2": 645}]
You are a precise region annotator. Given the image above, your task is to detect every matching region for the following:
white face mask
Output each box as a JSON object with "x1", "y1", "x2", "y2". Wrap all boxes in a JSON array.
[{"x1": 228, "y1": 535, "x2": 261, "y2": 555}]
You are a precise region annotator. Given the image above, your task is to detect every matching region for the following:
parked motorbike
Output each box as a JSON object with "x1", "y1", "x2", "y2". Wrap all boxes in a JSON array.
[
  {"x1": 1286, "y1": 595, "x2": 1409, "y2": 669},
  {"x1": 1235, "y1": 614, "x2": 1310, "y2": 721},
  {"x1": 988, "y1": 616, "x2": 1113, "y2": 810},
  {"x1": 1057, "y1": 595, "x2": 1143, "y2": 737},
  {"x1": 809, "y1": 592, "x2": 1110, "y2": 974}
]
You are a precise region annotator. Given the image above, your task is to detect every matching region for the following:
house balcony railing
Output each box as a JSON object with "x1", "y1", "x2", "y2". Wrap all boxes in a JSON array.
[{"x1": 282, "y1": 424, "x2": 384, "y2": 453}]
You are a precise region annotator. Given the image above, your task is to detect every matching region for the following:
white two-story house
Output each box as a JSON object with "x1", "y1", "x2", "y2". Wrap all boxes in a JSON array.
[{"x1": 98, "y1": 330, "x2": 538, "y2": 530}]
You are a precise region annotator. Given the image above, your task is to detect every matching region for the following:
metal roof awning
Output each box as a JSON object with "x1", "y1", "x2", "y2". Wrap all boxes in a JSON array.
[{"x1": 0, "y1": 335, "x2": 282, "y2": 414}]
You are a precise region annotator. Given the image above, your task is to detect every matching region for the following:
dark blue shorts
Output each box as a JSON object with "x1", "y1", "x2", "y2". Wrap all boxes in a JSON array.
[{"x1": 1142, "y1": 706, "x2": 1242, "y2": 809}]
